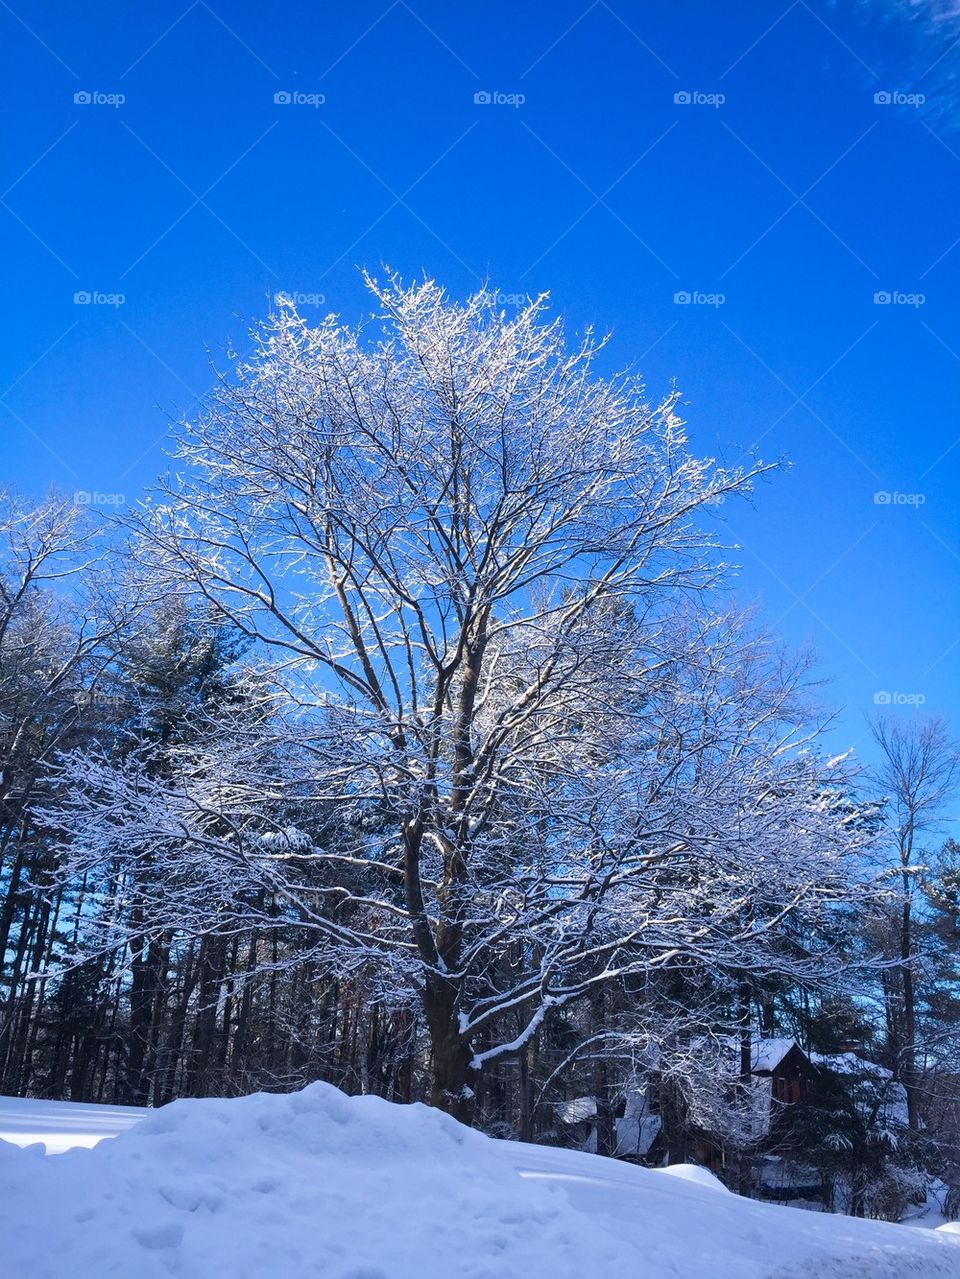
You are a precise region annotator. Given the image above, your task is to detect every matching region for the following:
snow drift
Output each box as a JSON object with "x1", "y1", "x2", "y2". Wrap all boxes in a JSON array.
[{"x1": 0, "y1": 1083, "x2": 958, "y2": 1279}]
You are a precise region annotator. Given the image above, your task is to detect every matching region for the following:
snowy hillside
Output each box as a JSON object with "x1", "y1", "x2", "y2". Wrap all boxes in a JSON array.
[{"x1": 1, "y1": 1086, "x2": 958, "y2": 1279}]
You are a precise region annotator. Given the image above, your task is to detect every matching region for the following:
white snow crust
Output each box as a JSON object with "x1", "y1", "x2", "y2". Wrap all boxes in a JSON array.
[{"x1": 1, "y1": 1084, "x2": 958, "y2": 1278}]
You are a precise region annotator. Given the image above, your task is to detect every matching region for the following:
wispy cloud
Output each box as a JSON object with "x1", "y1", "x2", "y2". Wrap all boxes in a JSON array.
[{"x1": 859, "y1": 0, "x2": 960, "y2": 123}]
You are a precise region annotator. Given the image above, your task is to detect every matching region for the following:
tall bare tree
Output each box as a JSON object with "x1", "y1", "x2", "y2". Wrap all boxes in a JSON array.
[{"x1": 871, "y1": 716, "x2": 960, "y2": 1130}]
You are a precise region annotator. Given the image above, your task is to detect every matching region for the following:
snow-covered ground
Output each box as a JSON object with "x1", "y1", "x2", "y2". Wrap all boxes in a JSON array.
[
  {"x1": 0, "y1": 1093, "x2": 145, "y2": 1154},
  {"x1": 1, "y1": 1086, "x2": 958, "y2": 1278}
]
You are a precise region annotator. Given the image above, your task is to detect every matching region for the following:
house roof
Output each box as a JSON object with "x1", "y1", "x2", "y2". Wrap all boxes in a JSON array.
[
  {"x1": 751, "y1": 1038, "x2": 802, "y2": 1073},
  {"x1": 692, "y1": 1035, "x2": 804, "y2": 1074},
  {"x1": 616, "y1": 1113, "x2": 662, "y2": 1158},
  {"x1": 809, "y1": 1051, "x2": 892, "y2": 1081}
]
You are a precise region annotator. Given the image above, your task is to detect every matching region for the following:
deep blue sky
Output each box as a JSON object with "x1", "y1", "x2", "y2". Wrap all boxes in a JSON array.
[{"x1": 2, "y1": 1, "x2": 958, "y2": 775}]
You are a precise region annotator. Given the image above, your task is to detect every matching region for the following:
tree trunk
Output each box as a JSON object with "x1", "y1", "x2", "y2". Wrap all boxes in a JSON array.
[
  {"x1": 900, "y1": 878, "x2": 920, "y2": 1130},
  {"x1": 518, "y1": 1036, "x2": 536, "y2": 1143},
  {"x1": 737, "y1": 980, "x2": 753, "y2": 1196},
  {"x1": 425, "y1": 973, "x2": 474, "y2": 1123},
  {"x1": 592, "y1": 984, "x2": 614, "y2": 1157}
]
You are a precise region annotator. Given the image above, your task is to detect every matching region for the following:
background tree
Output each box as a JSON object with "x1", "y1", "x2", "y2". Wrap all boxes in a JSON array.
[
  {"x1": 870, "y1": 717, "x2": 960, "y2": 1131},
  {"x1": 0, "y1": 490, "x2": 126, "y2": 1096}
]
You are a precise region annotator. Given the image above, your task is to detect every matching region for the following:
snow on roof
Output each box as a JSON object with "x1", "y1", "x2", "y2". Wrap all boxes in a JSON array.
[
  {"x1": 808, "y1": 1053, "x2": 909, "y2": 1127},
  {"x1": 809, "y1": 1051, "x2": 892, "y2": 1081},
  {"x1": 688, "y1": 1035, "x2": 804, "y2": 1075},
  {"x1": 751, "y1": 1038, "x2": 800, "y2": 1073},
  {"x1": 556, "y1": 1096, "x2": 597, "y2": 1125},
  {"x1": 615, "y1": 1112, "x2": 662, "y2": 1158}
]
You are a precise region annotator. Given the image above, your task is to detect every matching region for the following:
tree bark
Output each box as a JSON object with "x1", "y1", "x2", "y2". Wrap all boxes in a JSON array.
[{"x1": 425, "y1": 973, "x2": 475, "y2": 1123}]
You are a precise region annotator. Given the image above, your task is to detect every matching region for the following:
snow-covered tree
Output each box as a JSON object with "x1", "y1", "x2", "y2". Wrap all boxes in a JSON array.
[
  {"x1": 870, "y1": 717, "x2": 960, "y2": 1130},
  {"x1": 0, "y1": 490, "x2": 136, "y2": 1093},
  {"x1": 48, "y1": 279, "x2": 873, "y2": 1119}
]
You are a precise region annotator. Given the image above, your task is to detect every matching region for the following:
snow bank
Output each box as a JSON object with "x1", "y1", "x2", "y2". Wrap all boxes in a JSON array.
[{"x1": 0, "y1": 1083, "x2": 958, "y2": 1279}]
